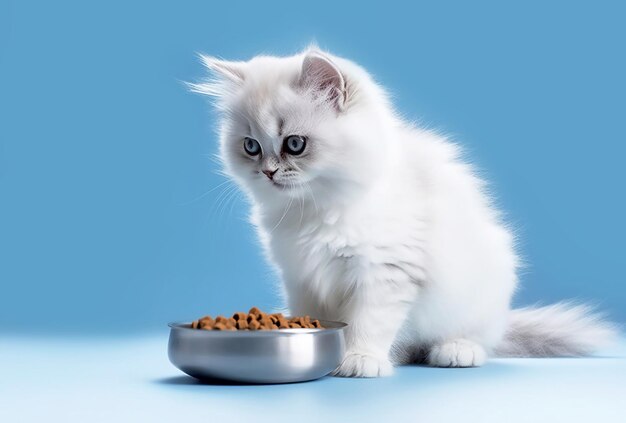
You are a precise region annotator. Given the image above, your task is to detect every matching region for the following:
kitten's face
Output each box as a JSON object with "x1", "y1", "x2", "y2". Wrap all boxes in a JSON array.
[
  {"x1": 220, "y1": 67, "x2": 338, "y2": 198},
  {"x1": 195, "y1": 50, "x2": 383, "y2": 206}
]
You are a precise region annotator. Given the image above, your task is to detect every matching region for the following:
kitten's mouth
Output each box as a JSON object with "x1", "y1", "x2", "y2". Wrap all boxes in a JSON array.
[{"x1": 271, "y1": 180, "x2": 297, "y2": 190}]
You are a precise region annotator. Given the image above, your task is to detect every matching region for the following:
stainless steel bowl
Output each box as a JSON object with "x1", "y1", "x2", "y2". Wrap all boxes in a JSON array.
[{"x1": 168, "y1": 320, "x2": 347, "y2": 384}]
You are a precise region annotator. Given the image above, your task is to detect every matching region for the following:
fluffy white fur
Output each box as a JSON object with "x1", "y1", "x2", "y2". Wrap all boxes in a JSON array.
[{"x1": 191, "y1": 47, "x2": 617, "y2": 377}]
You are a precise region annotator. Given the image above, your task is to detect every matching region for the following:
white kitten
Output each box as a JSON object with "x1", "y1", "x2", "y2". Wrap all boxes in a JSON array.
[{"x1": 191, "y1": 47, "x2": 617, "y2": 377}]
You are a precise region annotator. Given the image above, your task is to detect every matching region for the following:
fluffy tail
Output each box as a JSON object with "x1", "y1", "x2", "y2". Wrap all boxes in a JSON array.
[{"x1": 495, "y1": 302, "x2": 619, "y2": 357}]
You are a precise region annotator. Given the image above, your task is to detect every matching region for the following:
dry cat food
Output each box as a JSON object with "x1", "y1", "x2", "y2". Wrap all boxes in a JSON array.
[{"x1": 191, "y1": 307, "x2": 324, "y2": 331}]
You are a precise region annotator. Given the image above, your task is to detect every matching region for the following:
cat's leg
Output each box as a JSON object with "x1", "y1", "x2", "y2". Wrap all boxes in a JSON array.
[
  {"x1": 427, "y1": 338, "x2": 487, "y2": 367},
  {"x1": 333, "y1": 279, "x2": 419, "y2": 378}
]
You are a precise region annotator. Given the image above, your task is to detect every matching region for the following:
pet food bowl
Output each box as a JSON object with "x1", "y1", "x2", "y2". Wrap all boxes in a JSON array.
[{"x1": 168, "y1": 320, "x2": 347, "y2": 384}]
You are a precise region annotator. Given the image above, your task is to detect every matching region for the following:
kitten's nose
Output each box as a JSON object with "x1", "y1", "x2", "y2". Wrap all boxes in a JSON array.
[{"x1": 262, "y1": 168, "x2": 278, "y2": 180}]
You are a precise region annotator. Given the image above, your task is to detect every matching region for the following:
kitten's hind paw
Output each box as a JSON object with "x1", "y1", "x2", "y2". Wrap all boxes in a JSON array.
[
  {"x1": 332, "y1": 352, "x2": 394, "y2": 378},
  {"x1": 428, "y1": 339, "x2": 487, "y2": 368}
]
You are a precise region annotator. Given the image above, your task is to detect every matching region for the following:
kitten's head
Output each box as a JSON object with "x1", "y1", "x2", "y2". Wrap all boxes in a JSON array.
[{"x1": 192, "y1": 48, "x2": 392, "y2": 209}]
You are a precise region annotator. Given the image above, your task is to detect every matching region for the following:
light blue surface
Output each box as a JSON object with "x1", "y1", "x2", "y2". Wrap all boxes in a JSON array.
[
  {"x1": 1, "y1": 334, "x2": 625, "y2": 422},
  {"x1": 0, "y1": 2, "x2": 625, "y2": 328}
]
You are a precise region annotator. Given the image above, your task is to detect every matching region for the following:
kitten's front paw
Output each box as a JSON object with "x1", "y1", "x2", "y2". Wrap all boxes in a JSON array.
[
  {"x1": 428, "y1": 339, "x2": 487, "y2": 368},
  {"x1": 332, "y1": 352, "x2": 394, "y2": 378}
]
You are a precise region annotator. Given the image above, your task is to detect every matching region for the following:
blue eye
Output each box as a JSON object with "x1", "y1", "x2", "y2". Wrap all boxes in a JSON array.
[
  {"x1": 283, "y1": 135, "x2": 306, "y2": 155},
  {"x1": 243, "y1": 137, "x2": 261, "y2": 156}
]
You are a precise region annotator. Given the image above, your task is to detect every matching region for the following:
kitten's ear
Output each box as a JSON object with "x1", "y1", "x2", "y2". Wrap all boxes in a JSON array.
[{"x1": 300, "y1": 52, "x2": 346, "y2": 111}]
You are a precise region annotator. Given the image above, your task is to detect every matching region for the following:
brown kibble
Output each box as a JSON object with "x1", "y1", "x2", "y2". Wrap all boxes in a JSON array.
[
  {"x1": 260, "y1": 315, "x2": 272, "y2": 327},
  {"x1": 198, "y1": 317, "x2": 215, "y2": 329},
  {"x1": 272, "y1": 314, "x2": 286, "y2": 326},
  {"x1": 198, "y1": 315, "x2": 214, "y2": 325},
  {"x1": 232, "y1": 312, "x2": 247, "y2": 321},
  {"x1": 277, "y1": 315, "x2": 289, "y2": 328},
  {"x1": 192, "y1": 309, "x2": 325, "y2": 331}
]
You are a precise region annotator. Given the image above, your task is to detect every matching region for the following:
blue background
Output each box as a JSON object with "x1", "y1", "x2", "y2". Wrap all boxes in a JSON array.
[{"x1": 1, "y1": 0, "x2": 625, "y2": 334}]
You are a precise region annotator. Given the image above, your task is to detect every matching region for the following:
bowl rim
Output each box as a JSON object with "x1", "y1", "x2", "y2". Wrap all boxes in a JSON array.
[{"x1": 168, "y1": 319, "x2": 347, "y2": 336}]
